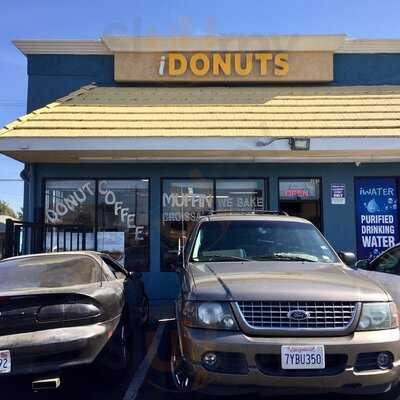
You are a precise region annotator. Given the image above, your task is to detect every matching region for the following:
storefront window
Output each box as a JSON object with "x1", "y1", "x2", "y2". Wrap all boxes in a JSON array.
[
  {"x1": 279, "y1": 178, "x2": 322, "y2": 230},
  {"x1": 44, "y1": 179, "x2": 150, "y2": 271},
  {"x1": 161, "y1": 179, "x2": 213, "y2": 271},
  {"x1": 45, "y1": 180, "x2": 96, "y2": 251},
  {"x1": 216, "y1": 179, "x2": 265, "y2": 211},
  {"x1": 97, "y1": 180, "x2": 149, "y2": 272}
]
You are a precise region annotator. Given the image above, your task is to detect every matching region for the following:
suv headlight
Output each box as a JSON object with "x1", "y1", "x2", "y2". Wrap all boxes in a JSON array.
[
  {"x1": 182, "y1": 301, "x2": 239, "y2": 331},
  {"x1": 357, "y1": 302, "x2": 399, "y2": 331}
]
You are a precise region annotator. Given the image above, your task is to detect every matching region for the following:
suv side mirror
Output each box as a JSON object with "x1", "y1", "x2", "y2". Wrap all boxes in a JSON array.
[
  {"x1": 355, "y1": 259, "x2": 370, "y2": 270},
  {"x1": 170, "y1": 253, "x2": 184, "y2": 272},
  {"x1": 338, "y1": 251, "x2": 357, "y2": 268},
  {"x1": 128, "y1": 271, "x2": 142, "y2": 279}
]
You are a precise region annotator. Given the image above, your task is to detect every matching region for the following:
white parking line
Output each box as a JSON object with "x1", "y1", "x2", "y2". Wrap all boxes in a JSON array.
[{"x1": 123, "y1": 322, "x2": 167, "y2": 400}]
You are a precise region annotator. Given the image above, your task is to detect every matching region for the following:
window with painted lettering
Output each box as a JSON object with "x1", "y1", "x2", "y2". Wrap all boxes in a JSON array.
[
  {"x1": 45, "y1": 180, "x2": 96, "y2": 250},
  {"x1": 97, "y1": 180, "x2": 149, "y2": 272},
  {"x1": 215, "y1": 179, "x2": 265, "y2": 211},
  {"x1": 161, "y1": 179, "x2": 213, "y2": 271}
]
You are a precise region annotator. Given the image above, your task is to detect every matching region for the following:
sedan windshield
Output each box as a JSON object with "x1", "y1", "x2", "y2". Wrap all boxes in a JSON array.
[{"x1": 190, "y1": 220, "x2": 339, "y2": 263}]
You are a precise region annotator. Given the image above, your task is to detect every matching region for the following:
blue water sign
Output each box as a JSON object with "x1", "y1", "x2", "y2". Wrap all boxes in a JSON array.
[{"x1": 355, "y1": 178, "x2": 399, "y2": 260}]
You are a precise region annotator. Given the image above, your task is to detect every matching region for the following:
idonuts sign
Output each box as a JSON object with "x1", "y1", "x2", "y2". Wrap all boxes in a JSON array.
[
  {"x1": 115, "y1": 51, "x2": 333, "y2": 82},
  {"x1": 158, "y1": 52, "x2": 289, "y2": 77}
]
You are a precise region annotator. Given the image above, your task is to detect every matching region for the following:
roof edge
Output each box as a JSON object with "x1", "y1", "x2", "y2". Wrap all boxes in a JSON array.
[
  {"x1": 14, "y1": 36, "x2": 400, "y2": 55},
  {"x1": 14, "y1": 35, "x2": 347, "y2": 55},
  {"x1": 13, "y1": 39, "x2": 112, "y2": 55},
  {"x1": 0, "y1": 84, "x2": 97, "y2": 137},
  {"x1": 103, "y1": 35, "x2": 346, "y2": 52}
]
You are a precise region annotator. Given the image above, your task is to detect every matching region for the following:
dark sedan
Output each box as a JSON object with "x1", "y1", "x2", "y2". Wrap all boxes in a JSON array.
[{"x1": 0, "y1": 251, "x2": 149, "y2": 388}]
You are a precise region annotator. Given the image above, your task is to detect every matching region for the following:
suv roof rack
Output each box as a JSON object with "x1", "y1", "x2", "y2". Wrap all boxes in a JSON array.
[{"x1": 206, "y1": 210, "x2": 289, "y2": 216}]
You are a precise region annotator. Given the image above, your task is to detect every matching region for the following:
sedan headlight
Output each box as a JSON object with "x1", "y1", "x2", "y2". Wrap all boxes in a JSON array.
[
  {"x1": 357, "y1": 302, "x2": 399, "y2": 331},
  {"x1": 182, "y1": 301, "x2": 239, "y2": 331}
]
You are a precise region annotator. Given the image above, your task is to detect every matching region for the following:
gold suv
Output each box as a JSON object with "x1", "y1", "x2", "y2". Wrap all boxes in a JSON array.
[{"x1": 170, "y1": 212, "x2": 400, "y2": 397}]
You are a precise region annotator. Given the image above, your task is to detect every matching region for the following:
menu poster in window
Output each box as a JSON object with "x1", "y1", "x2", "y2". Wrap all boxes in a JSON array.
[
  {"x1": 355, "y1": 178, "x2": 399, "y2": 260},
  {"x1": 97, "y1": 232, "x2": 125, "y2": 264}
]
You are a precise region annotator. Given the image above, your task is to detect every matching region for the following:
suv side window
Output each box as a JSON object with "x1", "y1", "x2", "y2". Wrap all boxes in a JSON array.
[
  {"x1": 101, "y1": 256, "x2": 127, "y2": 280},
  {"x1": 370, "y1": 247, "x2": 400, "y2": 275}
]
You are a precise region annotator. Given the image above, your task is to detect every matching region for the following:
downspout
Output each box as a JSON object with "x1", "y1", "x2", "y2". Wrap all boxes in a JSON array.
[
  {"x1": 20, "y1": 163, "x2": 32, "y2": 220},
  {"x1": 20, "y1": 163, "x2": 35, "y2": 253}
]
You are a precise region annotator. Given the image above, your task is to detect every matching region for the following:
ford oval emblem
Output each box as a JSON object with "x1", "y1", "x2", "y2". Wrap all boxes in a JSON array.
[{"x1": 287, "y1": 309, "x2": 310, "y2": 321}]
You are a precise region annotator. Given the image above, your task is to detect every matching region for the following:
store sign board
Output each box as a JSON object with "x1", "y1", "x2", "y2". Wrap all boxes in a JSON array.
[
  {"x1": 355, "y1": 178, "x2": 399, "y2": 260},
  {"x1": 115, "y1": 51, "x2": 333, "y2": 82}
]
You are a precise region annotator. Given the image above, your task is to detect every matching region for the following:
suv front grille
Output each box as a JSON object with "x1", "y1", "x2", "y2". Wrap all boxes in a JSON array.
[{"x1": 237, "y1": 301, "x2": 357, "y2": 330}]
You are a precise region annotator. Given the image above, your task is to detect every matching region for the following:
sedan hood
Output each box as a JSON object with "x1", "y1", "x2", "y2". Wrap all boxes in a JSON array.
[{"x1": 187, "y1": 261, "x2": 389, "y2": 302}]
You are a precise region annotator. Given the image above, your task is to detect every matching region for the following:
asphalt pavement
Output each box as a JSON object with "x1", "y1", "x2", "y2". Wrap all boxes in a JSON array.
[{"x1": 1, "y1": 321, "x2": 400, "y2": 400}]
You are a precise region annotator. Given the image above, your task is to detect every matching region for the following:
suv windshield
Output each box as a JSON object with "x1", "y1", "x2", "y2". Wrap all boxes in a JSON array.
[{"x1": 190, "y1": 220, "x2": 339, "y2": 263}]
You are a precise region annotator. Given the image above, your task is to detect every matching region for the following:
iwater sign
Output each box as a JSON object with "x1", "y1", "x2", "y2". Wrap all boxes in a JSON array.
[{"x1": 355, "y1": 178, "x2": 399, "y2": 260}]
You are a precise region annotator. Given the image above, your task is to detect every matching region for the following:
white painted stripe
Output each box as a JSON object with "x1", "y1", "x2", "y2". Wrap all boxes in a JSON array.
[
  {"x1": 4, "y1": 137, "x2": 400, "y2": 163},
  {"x1": 3, "y1": 136, "x2": 400, "y2": 152},
  {"x1": 123, "y1": 322, "x2": 166, "y2": 400},
  {"x1": 4, "y1": 137, "x2": 400, "y2": 152}
]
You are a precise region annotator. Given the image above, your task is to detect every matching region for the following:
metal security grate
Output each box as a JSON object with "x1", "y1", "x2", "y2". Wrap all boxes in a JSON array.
[{"x1": 237, "y1": 301, "x2": 357, "y2": 330}]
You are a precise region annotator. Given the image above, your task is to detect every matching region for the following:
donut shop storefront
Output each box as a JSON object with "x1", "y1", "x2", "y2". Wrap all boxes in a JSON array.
[{"x1": 2, "y1": 35, "x2": 400, "y2": 304}]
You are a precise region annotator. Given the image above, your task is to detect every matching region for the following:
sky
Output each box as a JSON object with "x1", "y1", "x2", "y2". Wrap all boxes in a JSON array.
[{"x1": 2, "y1": 0, "x2": 400, "y2": 215}]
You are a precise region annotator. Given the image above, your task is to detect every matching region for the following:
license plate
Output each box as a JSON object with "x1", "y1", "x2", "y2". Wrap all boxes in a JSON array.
[
  {"x1": 0, "y1": 350, "x2": 11, "y2": 374},
  {"x1": 281, "y1": 345, "x2": 325, "y2": 370}
]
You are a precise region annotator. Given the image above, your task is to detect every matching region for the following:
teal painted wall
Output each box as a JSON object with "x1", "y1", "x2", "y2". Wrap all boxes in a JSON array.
[{"x1": 31, "y1": 162, "x2": 400, "y2": 301}]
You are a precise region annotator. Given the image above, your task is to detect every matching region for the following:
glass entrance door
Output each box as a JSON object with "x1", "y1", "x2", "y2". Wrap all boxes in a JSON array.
[{"x1": 279, "y1": 178, "x2": 322, "y2": 231}]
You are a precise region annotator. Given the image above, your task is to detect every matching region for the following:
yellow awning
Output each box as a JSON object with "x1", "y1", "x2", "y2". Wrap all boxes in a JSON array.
[{"x1": 2, "y1": 84, "x2": 400, "y2": 138}]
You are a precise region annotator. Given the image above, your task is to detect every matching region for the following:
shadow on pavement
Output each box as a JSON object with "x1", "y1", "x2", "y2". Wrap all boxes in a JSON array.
[{"x1": 1, "y1": 320, "x2": 400, "y2": 400}]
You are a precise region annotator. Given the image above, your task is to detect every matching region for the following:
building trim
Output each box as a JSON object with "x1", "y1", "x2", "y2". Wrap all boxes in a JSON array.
[
  {"x1": 2, "y1": 137, "x2": 400, "y2": 163},
  {"x1": 13, "y1": 40, "x2": 112, "y2": 55},
  {"x1": 14, "y1": 35, "x2": 346, "y2": 56},
  {"x1": 337, "y1": 39, "x2": 400, "y2": 54},
  {"x1": 2, "y1": 137, "x2": 400, "y2": 151},
  {"x1": 103, "y1": 35, "x2": 346, "y2": 53},
  {"x1": 13, "y1": 36, "x2": 400, "y2": 56}
]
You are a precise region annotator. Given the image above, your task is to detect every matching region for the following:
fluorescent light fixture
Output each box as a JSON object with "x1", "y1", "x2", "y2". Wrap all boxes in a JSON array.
[{"x1": 289, "y1": 138, "x2": 310, "y2": 151}]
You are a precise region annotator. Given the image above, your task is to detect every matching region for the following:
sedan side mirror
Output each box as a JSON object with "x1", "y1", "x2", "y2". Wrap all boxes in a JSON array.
[
  {"x1": 355, "y1": 259, "x2": 370, "y2": 270},
  {"x1": 338, "y1": 251, "x2": 357, "y2": 268}
]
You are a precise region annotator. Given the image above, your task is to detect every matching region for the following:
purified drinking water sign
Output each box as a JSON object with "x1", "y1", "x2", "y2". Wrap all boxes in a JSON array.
[{"x1": 355, "y1": 178, "x2": 399, "y2": 260}]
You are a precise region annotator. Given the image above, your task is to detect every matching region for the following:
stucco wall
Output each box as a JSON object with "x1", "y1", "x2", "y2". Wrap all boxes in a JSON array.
[{"x1": 27, "y1": 55, "x2": 114, "y2": 112}]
